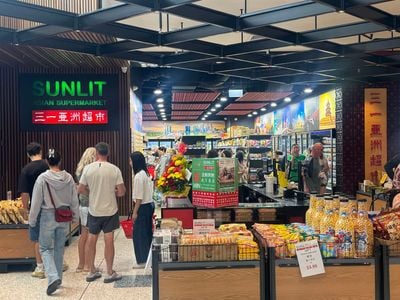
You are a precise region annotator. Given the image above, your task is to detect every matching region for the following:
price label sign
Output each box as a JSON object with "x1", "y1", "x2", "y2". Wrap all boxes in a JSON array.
[
  {"x1": 295, "y1": 239, "x2": 325, "y2": 277},
  {"x1": 193, "y1": 219, "x2": 215, "y2": 235}
]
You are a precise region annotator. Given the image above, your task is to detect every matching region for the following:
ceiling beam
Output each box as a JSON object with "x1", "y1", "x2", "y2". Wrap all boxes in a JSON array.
[
  {"x1": 162, "y1": 52, "x2": 213, "y2": 65},
  {"x1": 0, "y1": 27, "x2": 14, "y2": 42},
  {"x1": 239, "y1": 1, "x2": 335, "y2": 29},
  {"x1": 0, "y1": 0, "x2": 76, "y2": 28},
  {"x1": 118, "y1": 0, "x2": 201, "y2": 9},
  {"x1": 17, "y1": 25, "x2": 71, "y2": 43},
  {"x1": 26, "y1": 37, "x2": 97, "y2": 55},
  {"x1": 313, "y1": 0, "x2": 397, "y2": 30},
  {"x1": 99, "y1": 40, "x2": 153, "y2": 55},
  {"x1": 347, "y1": 37, "x2": 400, "y2": 53},
  {"x1": 224, "y1": 39, "x2": 289, "y2": 56},
  {"x1": 79, "y1": 4, "x2": 150, "y2": 28},
  {"x1": 162, "y1": 24, "x2": 232, "y2": 45}
]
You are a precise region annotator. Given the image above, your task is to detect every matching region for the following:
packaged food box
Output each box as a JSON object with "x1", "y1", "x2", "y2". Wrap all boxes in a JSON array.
[{"x1": 192, "y1": 190, "x2": 238, "y2": 208}]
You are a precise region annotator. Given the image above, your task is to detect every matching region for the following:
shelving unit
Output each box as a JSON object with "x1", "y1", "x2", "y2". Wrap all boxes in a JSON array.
[
  {"x1": 247, "y1": 135, "x2": 272, "y2": 183},
  {"x1": 182, "y1": 135, "x2": 206, "y2": 157}
]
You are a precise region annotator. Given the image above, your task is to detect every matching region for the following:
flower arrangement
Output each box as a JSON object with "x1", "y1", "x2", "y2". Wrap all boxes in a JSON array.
[{"x1": 156, "y1": 154, "x2": 188, "y2": 194}]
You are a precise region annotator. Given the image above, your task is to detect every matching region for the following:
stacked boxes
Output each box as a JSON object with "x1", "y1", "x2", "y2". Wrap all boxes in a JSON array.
[{"x1": 192, "y1": 158, "x2": 239, "y2": 208}]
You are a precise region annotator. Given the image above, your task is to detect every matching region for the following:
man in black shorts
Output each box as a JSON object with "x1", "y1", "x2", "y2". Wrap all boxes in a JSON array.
[
  {"x1": 78, "y1": 142, "x2": 126, "y2": 283},
  {"x1": 18, "y1": 142, "x2": 49, "y2": 278}
]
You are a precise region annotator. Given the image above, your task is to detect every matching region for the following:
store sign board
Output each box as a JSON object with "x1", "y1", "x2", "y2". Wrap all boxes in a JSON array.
[
  {"x1": 193, "y1": 219, "x2": 215, "y2": 235},
  {"x1": 19, "y1": 74, "x2": 119, "y2": 131},
  {"x1": 295, "y1": 239, "x2": 325, "y2": 277},
  {"x1": 318, "y1": 91, "x2": 336, "y2": 130},
  {"x1": 364, "y1": 88, "x2": 387, "y2": 184}
]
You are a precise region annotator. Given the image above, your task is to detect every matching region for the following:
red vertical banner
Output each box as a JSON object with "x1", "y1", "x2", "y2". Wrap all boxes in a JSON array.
[{"x1": 364, "y1": 88, "x2": 387, "y2": 184}]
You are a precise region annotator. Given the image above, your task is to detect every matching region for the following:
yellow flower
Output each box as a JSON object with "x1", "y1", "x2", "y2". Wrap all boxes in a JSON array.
[
  {"x1": 175, "y1": 160, "x2": 182, "y2": 166},
  {"x1": 168, "y1": 166, "x2": 175, "y2": 173}
]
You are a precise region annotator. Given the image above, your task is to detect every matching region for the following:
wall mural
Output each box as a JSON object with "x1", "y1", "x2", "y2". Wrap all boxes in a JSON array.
[{"x1": 143, "y1": 121, "x2": 225, "y2": 139}]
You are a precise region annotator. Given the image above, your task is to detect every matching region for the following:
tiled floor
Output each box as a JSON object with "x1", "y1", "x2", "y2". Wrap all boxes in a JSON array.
[{"x1": 0, "y1": 228, "x2": 152, "y2": 300}]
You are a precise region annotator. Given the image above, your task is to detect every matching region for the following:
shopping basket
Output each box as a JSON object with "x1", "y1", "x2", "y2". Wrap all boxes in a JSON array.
[{"x1": 120, "y1": 213, "x2": 134, "y2": 239}]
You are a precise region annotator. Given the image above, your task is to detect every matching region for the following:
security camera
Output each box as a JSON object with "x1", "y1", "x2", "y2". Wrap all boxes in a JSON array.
[{"x1": 121, "y1": 66, "x2": 128, "y2": 73}]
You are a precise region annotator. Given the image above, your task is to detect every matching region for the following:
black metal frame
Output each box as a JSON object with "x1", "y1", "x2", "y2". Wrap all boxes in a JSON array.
[{"x1": 1, "y1": 0, "x2": 400, "y2": 121}]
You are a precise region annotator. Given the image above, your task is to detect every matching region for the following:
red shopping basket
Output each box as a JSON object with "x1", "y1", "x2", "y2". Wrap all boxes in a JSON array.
[
  {"x1": 120, "y1": 213, "x2": 156, "y2": 239},
  {"x1": 120, "y1": 215, "x2": 134, "y2": 239}
]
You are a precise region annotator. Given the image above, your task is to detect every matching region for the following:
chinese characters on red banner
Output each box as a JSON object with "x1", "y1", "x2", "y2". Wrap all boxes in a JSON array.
[
  {"x1": 364, "y1": 89, "x2": 387, "y2": 184},
  {"x1": 32, "y1": 110, "x2": 108, "y2": 124}
]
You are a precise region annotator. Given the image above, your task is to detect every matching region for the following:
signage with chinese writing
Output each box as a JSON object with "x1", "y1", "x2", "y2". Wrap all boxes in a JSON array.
[
  {"x1": 19, "y1": 74, "x2": 118, "y2": 131},
  {"x1": 295, "y1": 239, "x2": 325, "y2": 277},
  {"x1": 364, "y1": 88, "x2": 387, "y2": 184},
  {"x1": 193, "y1": 219, "x2": 216, "y2": 235}
]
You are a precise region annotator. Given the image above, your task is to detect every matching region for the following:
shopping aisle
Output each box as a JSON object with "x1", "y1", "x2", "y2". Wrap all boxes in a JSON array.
[{"x1": 0, "y1": 228, "x2": 152, "y2": 300}]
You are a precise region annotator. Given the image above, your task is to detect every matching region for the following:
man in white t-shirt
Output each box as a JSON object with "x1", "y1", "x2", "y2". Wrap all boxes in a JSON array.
[{"x1": 78, "y1": 142, "x2": 126, "y2": 284}]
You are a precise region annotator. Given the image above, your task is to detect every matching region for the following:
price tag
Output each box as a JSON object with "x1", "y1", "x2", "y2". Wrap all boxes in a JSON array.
[
  {"x1": 193, "y1": 219, "x2": 215, "y2": 235},
  {"x1": 295, "y1": 239, "x2": 325, "y2": 277}
]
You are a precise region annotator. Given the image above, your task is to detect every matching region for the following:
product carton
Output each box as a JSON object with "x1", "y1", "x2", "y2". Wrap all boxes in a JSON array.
[{"x1": 192, "y1": 158, "x2": 238, "y2": 192}]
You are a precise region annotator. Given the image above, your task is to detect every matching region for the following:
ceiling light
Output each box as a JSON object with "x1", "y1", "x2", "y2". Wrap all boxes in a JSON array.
[
  {"x1": 201, "y1": 117, "x2": 206, "y2": 120},
  {"x1": 304, "y1": 87, "x2": 313, "y2": 94},
  {"x1": 284, "y1": 97, "x2": 291, "y2": 102},
  {"x1": 224, "y1": 117, "x2": 227, "y2": 120},
  {"x1": 160, "y1": 108, "x2": 165, "y2": 112},
  {"x1": 234, "y1": 117, "x2": 238, "y2": 121},
  {"x1": 156, "y1": 98, "x2": 164, "y2": 103},
  {"x1": 252, "y1": 111, "x2": 258, "y2": 115},
  {"x1": 162, "y1": 118, "x2": 167, "y2": 121},
  {"x1": 211, "y1": 108, "x2": 216, "y2": 112},
  {"x1": 247, "y1": 114, "x2": 252, "y2": 117},
  {"x1": 215, "y1": 103, "x2": 222, "y2": 108},
  {"x1": 154, "y1": 88, "x2": 162, "y2": 95},
  {"x1": 216, "y1": 61, "x2": 224, "y2": 64},
  {"x1": 220, "y1": 96, "x2": 228, "y2": 102},
  {"x1": 157, "y1": 103, "x2": 164, "y2": 108},
  {"x1": 261, "y1": 108, "x2": 266, "y2": 111},
  {"x1": 270, "y1": 102, "x2": 277, "y2": 107},
  {"x1": 338, "y1": 9, "x2": 344, "y2": 13},
  {"x1": 206, "y1": 112, "x2": 212, "y2": 115}
]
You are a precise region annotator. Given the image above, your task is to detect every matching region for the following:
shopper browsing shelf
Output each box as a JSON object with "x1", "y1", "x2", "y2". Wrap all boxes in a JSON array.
[
  {"x1": 130, "y1": 151, "x2": 155, "y2": 267},
  {"x1": 29, "y1": 149, "x2": 79, "y2": 295},
  {"x1": 75, "y1": 147, "x2": 96, "y2": 273},
  {"x1": 78, "y1": 142, "x2": 126, "y2": 284},
  {"x1": 302, "y1": 143, "x2": 329, "y2": 194}
]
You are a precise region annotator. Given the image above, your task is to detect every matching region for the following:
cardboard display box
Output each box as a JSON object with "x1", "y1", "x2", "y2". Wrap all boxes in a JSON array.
[{"x1": 192, "y1": 158, "x2": 238, "y2": 192}]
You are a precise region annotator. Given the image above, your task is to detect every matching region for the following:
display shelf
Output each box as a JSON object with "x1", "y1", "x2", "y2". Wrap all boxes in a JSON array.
[{"x1": 182, "y1": 135, "x2": 206, "y2": 156}]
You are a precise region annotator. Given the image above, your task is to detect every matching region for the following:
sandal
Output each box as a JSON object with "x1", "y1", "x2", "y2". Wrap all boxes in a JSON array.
[{"x1": 75, "y1": 267, "x2": 84, "y2": 273}]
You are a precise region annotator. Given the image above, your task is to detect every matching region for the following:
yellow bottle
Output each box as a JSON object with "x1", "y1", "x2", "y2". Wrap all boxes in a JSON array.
[
  {"x1": 305, "y1": 193, "x2": 318, "y2": 226},
  {"x1": 320, "y1": 197, "x2": 336, "y2": 236},
  {"x1": 355, "y1": 198, "x2": 374, "y2": 258},
  {"x1": 311, "y1": 195, "x2": 325, "y2": 234},
  {"x1": 335, "y1": 199, "x2": 355, "y2": 258},
  {"x1": 349, "y1": 197, "x2": 358, "y2": 219}
]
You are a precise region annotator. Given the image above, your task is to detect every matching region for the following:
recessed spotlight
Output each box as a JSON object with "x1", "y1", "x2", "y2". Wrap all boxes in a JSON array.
[
  {"x1": 201, "y1": 117, "x2": 205, "y2": 120},
  {"x1": 224, "y1": 117, "x2": 227, "y2": 120},
  {"x1": 338, "y1": 9, "x2": 344, "y2": 13},
  {"x1": 216, "y1": 61, "x2": 224, "y2": 64},
  {"x1": 206, "y1": 112, "x2": 212, "y2": 115},
  {"x1": 162, "y1": 118, "x2": 167, "y2": 121},
  {"x1": 156, "y1": 98, "x2": 164, "y2": 103},
  {"x1": 252, "y1": 111, "x2": 258, "y2": 115},
  {"x1": 247, "y1": 114, "x2": 252, "y2": 117},
  {"x1": 211, "y1": 108, "x2": 216, "y2": 112},
  {"x1": 271, "y1": 102, "x2": 277, "y2": 107},
  {"x1": 220, "y1": 96, "x2": 228, "y2": 102},
  {"x1": 261, "y1": 108, "x2": 266, "y2": 111},
  {"x1": 159, "y1": 108, "x2": 165, "y2": 112},
  {"x1": 234, "y1": 117, "x2": 238, "y2": 121},
  {"x1": 157, "y1": 103, "x2": 164, "y2": 108},
  {"x1": 154, "y1": 89, "x2": 162, "y2": 95},
  {"x1": 215, "y1": 103, "x2": 222, "y2": 108},
  {"x1": 284, "y1": 97, "x2": 291, "y2": 102},
  {"x1": 304, "y1": 87, "x2": 313, "y2": 94}
]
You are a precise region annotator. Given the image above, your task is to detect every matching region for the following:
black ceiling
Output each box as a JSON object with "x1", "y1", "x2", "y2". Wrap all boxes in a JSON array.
[{"x1": 0, "y1": 0, "x2": 400, "y2": 121}]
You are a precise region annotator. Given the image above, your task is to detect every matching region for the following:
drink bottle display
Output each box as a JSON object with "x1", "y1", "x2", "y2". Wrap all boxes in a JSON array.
[
  {"x1": 335, "y1": 199, "x2": 355, "y2": 258},
  {"x1": 355, "y1": 198, "x2": 374, "y2": 258}
]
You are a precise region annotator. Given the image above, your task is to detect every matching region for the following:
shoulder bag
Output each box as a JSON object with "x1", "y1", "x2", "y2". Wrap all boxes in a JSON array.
[{"x1": 45, "y1": 182, "x2": 73, "y2": 222}]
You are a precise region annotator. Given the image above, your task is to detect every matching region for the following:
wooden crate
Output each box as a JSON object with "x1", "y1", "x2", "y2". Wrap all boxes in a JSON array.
[
  {"x1": 276, "y1": 264, "x2": 375, "y2": 300},
  {"x1": 0, "y1": 226, "x2": 35, "y2": 259},
  {"x1": 159, "y1": 267, "x2": 260, "y2": 300}
]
